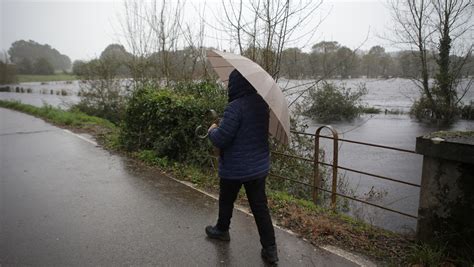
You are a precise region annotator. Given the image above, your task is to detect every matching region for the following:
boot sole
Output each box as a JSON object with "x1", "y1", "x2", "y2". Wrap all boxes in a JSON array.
[
  {"x1": 205, "y1": 228, "x2": 230, "y2": 241},
  {"x1": 261, "y1": 250, "x2": 278, "y2": 264},
  {"x1": 207, "y1": 234, "x2": 230, "y2": 241}
]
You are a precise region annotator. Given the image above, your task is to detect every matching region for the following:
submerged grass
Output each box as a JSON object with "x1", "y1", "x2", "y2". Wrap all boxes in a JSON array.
[
  {"x1": 361, "y1": 106, "x2": 381, "y2": 114},
  {"x1": 17, "y1": 74, "x2": 77, "y2": 83}
]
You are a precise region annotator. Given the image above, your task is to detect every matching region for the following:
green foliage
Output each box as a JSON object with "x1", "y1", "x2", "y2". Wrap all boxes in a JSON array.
[
  {"x1": 301, "y1": 82, "x2": 367, "y2": 122},
  {"x1": 8, "y1": 40, "x2": 71, "y2": 71},
  {"x1": 268, "y1": 190, "x2": 324, "y2": 213},
  {"x1": 17, "y1": 58, "x2": 33, "y2": 74},
  {"x1": 169, "y1": 162, "x2": 218, "y2": 188},
  {"x1": 72, "y1": 60, "x2": 87, "y2": 76},
  {"x1": 269, "y1": 126, "x2": 315, "y2": 200},
  {"x1": 280, "y1": 48, "x2": 308, "y2": 79},
  {"x1": 120, "y1": 81, "x2": 226, "y2": 165},
  {"x1": 135, "y1": 150, "x2": 169, "y2": 168},
  {"x1": 361, "y1": 45, "x2": 393, "y2": 78},
  {"x1": 410, "y1": 96, "x2": 433, "y2": 120},
  {"x1": 33, "y1": 58, "x2": 54, "y2": 75},
  {"x1": 74, "y1": 59, "x2": 127, "y2": 124},
  {"x1": 409, "y1": 95, "x2": 462, "y2": 122},
  {"x1": 0, "y1": 62, "x2": 17, "y2": 84},
  {"x1": 100, "y1": 44, "x2": 131, "y2": 76},
  {"x1": 397, "y1": 51, "x2": 422, "y2": 78},
  {"x1": 407, "y1": 243, "x2": 446, "y2": 266}
]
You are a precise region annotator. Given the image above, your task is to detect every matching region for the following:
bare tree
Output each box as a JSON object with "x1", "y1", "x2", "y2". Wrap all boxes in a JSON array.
[
  {"x1": 390, "y1": 0, "x2": 435, "y2": 110},
  {"x1": 147, "y1": 0, "x2": 185, "y2": 82},
  {"x1": 216, "y1": 0, "x2": 323, "y2": 81},
  {"x1": 118, "y1": 0, "x2": 155, "y2": 85},
  {"x1": 118, "y1": 0, "x2": 186, "y2": 85},
  {"x1": 389, "y1": 0, "x2": 473, "y2": 121},
  {"x1": 178, "y1": 2, "x2": 210, "y2": 80}
]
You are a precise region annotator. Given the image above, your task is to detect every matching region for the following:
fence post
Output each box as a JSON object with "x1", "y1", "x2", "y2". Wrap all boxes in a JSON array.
[
  {"x1": 313, "y1": 131, "x2": 321, "y2": 204},
  {"x1": 314, "y1": 126, "x2": 339, "y2": 210}
]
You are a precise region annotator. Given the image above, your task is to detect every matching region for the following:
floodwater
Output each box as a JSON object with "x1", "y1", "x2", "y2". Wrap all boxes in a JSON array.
[
  {"x1": 307, "y1": 114, "x2": 472, "y2": 233},
  {"x1": 0, "y1": 80, "x2": 80, "y2": 108},
  {"x1": 283, "y1": 78, "x2": 474, "y2": 112},
  {"x1": 1, "y1": 78, "x2": 473, "y2": 233}
]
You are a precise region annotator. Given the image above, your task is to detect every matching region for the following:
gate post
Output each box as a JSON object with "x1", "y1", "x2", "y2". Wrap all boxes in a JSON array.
[
  {"x1": 313, "y1": 126, "x2": 339, "y2": 210},
  {"x1": 415, "y1": 132, "x2": 474, "y2": 254}
]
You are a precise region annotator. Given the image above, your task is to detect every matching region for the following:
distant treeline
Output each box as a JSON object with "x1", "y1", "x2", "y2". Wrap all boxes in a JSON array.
[
  {"x1": 71, "y1": 42, "x2": 474, "y2": 81},
  {"x1": 2, "y1": 39, "x2": 472, "y2": 82},
  {"x1": 5, "y1": 40, "x2": 71, "y2": 75},
  {"x1": 267, "y1": 41, "x2": 473, "y2": 79}
]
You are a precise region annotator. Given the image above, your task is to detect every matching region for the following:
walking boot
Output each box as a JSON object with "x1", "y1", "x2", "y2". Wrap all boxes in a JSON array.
[
  {"x1": 205, "y1": 225, "x2": 230, "y2": 241},
  {"x1": 261, "y1": 245, "x2": 279, "y2": 265}
]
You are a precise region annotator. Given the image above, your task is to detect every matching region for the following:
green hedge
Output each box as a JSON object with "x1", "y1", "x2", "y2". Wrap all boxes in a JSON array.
[{"x1": 120, "y1": 82, "x2": 226, "y2": 165}]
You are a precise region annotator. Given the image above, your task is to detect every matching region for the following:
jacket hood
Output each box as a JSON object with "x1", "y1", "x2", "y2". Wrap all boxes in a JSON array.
[{"x1": 228, "y1": 69, "x2": 257, "y2": 102}]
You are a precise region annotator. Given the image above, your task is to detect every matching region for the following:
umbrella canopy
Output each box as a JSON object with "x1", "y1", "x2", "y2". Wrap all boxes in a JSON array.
[{"x1": 206, "y1": 49, "x2": 290, "y2": 145}]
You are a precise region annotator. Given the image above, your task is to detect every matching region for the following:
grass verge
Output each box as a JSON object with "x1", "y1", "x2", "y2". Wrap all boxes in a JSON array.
[
  {"x1": 17, "y1": 74, "x2": 77, "y2": 83},
  {"x1": 2, "y1": 100, "x2": 458, "y2": 266},
  {"x1": 0, "y1": 100, "x2": 119, "y2": 149}
]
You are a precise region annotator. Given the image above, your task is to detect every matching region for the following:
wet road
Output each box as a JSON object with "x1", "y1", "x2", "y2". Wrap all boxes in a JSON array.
[{"x1": 0, "y1": 108, "x2": 361, "y2": 266}]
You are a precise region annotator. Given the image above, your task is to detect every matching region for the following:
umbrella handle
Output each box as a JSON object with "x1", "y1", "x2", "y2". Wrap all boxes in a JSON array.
[
  {"x1": 195, "y1": 109, "x2": 219, "y2": 139},
  {"x1": 195, "y1": 125, "x2": 209, "y2": 139}
]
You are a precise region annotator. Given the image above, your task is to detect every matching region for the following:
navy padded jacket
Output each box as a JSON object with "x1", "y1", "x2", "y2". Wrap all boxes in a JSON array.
[{"x1": 208, "y1": 70, "x2": 270, "y2": 181}]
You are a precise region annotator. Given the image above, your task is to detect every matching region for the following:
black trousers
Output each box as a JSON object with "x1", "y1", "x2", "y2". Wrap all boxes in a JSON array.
[{"x1": 216, "y1": 177, "x2": 276, "y2": 248}]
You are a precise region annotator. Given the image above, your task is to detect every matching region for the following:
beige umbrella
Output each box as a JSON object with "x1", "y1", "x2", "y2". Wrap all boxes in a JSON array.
[{"x1": 206, "y1": 49, "x2": 290, "y2": 145}]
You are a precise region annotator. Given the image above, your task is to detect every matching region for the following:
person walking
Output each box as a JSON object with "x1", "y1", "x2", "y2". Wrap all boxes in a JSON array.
[{"x1": 205, "y1": 69, "x2": 278, "y2": 265}]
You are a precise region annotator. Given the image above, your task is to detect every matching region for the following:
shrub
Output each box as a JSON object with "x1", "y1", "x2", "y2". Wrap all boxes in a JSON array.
[
  {"x1": 460, "y1": 103, "x2": 473, "y2": 120},
  {"x1": 301, "y1": 82, "x2": 367, "y2": 122},
  {"x1": 120, "y1": 81, "x2": 226, "y2": 165},
  {"x1": 73, "y1": 59, "x2": 127, "y2": 124}
]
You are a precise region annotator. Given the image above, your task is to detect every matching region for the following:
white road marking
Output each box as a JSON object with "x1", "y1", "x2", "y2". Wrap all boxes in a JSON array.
[{"x1": 63, "y1": 129, "x2": 98, "y2": 146}]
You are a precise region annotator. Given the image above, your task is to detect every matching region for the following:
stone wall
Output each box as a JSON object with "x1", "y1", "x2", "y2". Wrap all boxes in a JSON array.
[{"x1": 416, "y1": 132, "x2": 474, "y2": 260}]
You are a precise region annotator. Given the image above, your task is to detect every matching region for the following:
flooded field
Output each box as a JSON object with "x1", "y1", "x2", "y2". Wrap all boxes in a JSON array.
[
  {"x1": 1, "y1": 78, "x2": 473, "y2": 232},
  {"x1": 0, "y1": 80, "x2": 81, "y2": 108}
]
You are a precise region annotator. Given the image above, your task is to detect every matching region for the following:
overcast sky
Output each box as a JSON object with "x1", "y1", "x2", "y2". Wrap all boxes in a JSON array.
[{"x1": 1, "y1": 0, "x2": 397, "y2": 61}]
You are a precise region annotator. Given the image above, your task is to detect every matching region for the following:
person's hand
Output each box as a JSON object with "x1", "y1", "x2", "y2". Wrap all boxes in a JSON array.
[{"x1": 208, "y1": 123, "x2": 218, "y2": 133}]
